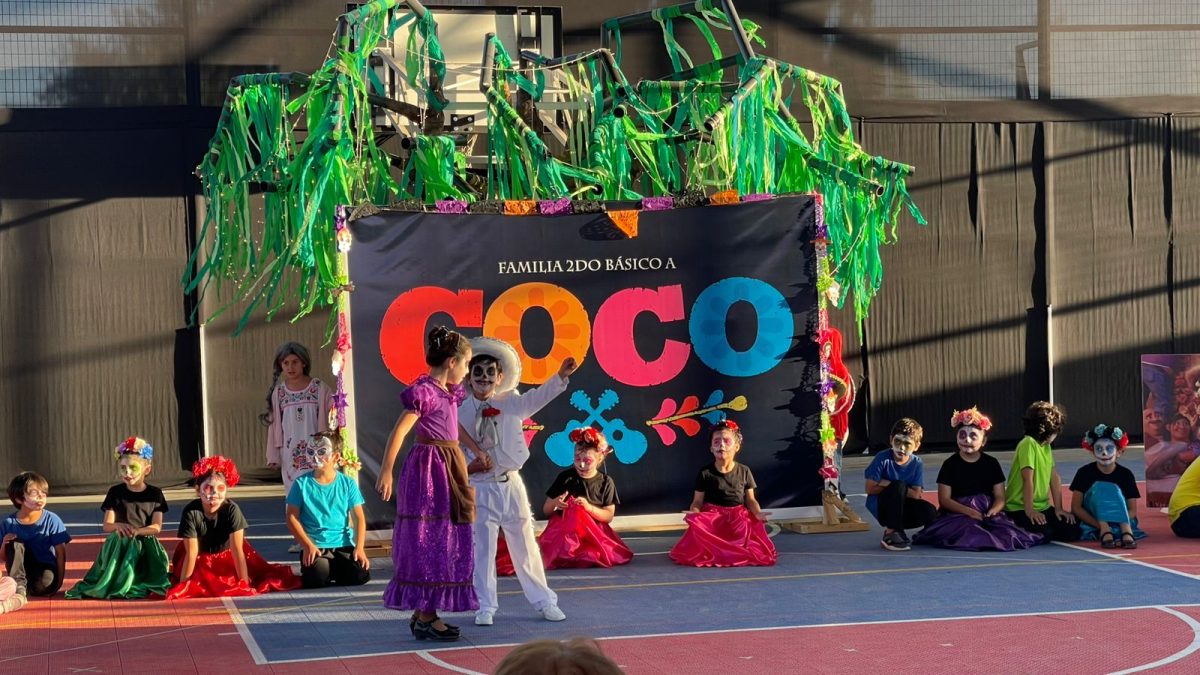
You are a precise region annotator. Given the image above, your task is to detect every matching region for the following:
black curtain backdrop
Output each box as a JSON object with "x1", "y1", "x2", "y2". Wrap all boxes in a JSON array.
[{"x1": 346, "y1": 198, "x2": 823, "y2": 526}]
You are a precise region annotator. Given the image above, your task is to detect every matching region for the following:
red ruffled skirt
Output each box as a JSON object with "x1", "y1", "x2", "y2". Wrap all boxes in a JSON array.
[
  {"x1": 495, "y1": 502, "x2": 633, "y2": 575},
  {"x1": 166, "y1": 540, "x2": 300, "y2": 599},
  {"x1": 669, "y1": 504, "x2": 777, "y2": 567}
]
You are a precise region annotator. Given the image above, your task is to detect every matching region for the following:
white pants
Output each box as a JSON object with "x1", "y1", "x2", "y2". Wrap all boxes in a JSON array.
[{"x1": 472, "y1": 473, "x2": 556, "y2": 613}]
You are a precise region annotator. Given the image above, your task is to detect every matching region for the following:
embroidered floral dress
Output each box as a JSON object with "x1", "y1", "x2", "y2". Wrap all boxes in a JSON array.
[{"x1": 265, "y1": 378, "x2": 332, "y2": 494}]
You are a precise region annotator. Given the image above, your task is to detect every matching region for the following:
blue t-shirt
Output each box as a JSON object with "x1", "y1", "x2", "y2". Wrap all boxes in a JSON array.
[
  {"x1": 1, "y1": 510, "x2": 71, "y2": 565},
  {"x1": 864, "y1": 450, "x2": 925, "y2": 519},
  {"x1": 286, "y1": 472, "x2": 364, "y2": 549}
]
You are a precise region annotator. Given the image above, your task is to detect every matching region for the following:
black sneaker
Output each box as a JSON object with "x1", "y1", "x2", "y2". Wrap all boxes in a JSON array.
[{"x1": 881, "y1": 531, "x2": 910, "y2": 551}]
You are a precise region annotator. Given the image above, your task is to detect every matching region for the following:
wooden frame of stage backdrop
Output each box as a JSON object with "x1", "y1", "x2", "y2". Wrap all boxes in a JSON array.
[{"x1": 339, "y1": 196, "x2": 835, "y2": 537}]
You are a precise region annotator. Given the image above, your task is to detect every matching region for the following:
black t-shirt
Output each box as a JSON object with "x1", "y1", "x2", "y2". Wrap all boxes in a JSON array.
[
  {"x1": 101, "y1": 483, "x2": 168, "y2": 529},
  {"x1": 546, "y1": 469, "x2": 618, "y2": 507},
  {"x1": 935, "y1": 453, "x2": 1006, "y2": 499},
  {"x1": 694, "y1": 462, "x2": 757, "y2": 507},
  {"x1": 177, "y1": 499, "x2": 249, "y2": 554},
  {"x1": 1070, "y1": 462, "x2": 1141, "y2": 500}
]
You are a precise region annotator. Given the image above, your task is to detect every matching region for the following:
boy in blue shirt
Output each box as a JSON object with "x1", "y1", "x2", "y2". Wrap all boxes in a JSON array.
[
  {"x1": 285, "y1": 432, "x2": 370, "y2": 588},
  {"x1": 865, "y1": 419, "x2": 936, "y2": 551},
  {"x1": 2, "y1": 472, "x2": 72, "y2": 608}
]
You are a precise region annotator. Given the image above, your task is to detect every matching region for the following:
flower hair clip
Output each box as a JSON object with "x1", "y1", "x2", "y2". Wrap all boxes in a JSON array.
[
  {"x1": 1082, "y1": 424, "x2": 1129, "y2": 451},
  {"x1": 114, "y1": 436, "x2": 154, "y2": 462},
  {"x1": 950, "y1": 406, "x2": 992, "y2": 432},
  {"x1": 569, "y1": 426, "x2": 607, "y2": 450},
  {"x1": 191, "y1": 455, "x2": 241, "y2": 487},
  {"x1": 715, "y1": 419, "x2": 740, "y2": 433}
]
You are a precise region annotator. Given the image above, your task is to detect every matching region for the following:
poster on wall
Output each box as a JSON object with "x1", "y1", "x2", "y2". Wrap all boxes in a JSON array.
[
  {"x1": 346, "y1": 197, "x2": 824, "y2": 528},
  {"x1": 1141, "y1": 354, "x2": 1200, "y2": 507}
]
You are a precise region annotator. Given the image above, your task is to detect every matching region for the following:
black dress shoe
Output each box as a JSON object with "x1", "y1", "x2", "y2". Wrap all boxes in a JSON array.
[{"x1": 413, "y1": 619, "x2": 462, "y2": 642}]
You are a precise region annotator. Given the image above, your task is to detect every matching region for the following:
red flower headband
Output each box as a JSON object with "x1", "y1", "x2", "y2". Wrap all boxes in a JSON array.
[
  {"x1": 950, "y1": 407, "x2": 992, "y2": 432},
  {"x1": 713, "y1": 419, "x2": 742, "y2": 435},
  {"x1": 191, "y1": 455, "x2": 240, "y2": 487},
  {"x1": 569, "y1": 427, "x2": 607, "y2": 450}
]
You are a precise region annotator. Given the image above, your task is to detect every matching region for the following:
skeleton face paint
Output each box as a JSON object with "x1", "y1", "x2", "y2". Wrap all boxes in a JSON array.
[
  {"x1": 198, "y1": 475, "x2": 228, "y2": 513},
  {"x1": 470, "y1": 360, "x2": 502, "y2": 400},
  {"x1": 574, "y1": 445, "x2": 606, "y2": 476},
  {"x1": 1092, "y1": 438, "x2": 1119, "y2": 466},
  {"x1": 118, "y1": 456, "x2": 147, "y2": 487},
  {"x1": 956, "y1": 426, "x2": 985, "y2": 455},
  {"x1": 710, "y1": 430, "x2": 741, "y2": 466},
  {"x1": 891, "y1": 434, "x2": 918, "y2": 463},
  {"x1": 309, "y1": 436, "x2": 335, "y2": 469}
]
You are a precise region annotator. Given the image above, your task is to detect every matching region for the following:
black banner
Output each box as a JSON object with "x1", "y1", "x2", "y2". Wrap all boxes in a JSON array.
[{"x1": 347, "y1": 197, "x2": 822, "y2": 526}]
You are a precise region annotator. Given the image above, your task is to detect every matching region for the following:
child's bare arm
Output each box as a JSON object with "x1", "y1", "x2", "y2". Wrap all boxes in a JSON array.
[
  {"x1": 286, "y1": 505, "x2": 319, "y2": 565},
  {"x1": 577, "y1": 500, "x2": 615, "y2": 523},
  {"x1": 178, "y1": 538, "x2": 199, "y2": 582},
  {"x1": 907, "y1": 483, "x2": 924, "y2": 499},
  {"x1": 135, "y1": 511, "x2": 164, "y2": 537},
  {"x1": 986, "y1": 483, "x2": 1006, "y2": 517},
  {"x1": 544, "y1": 493, "x2": 569, "y2": 517},
  {"x1": 1127, "y1": 498, "x2": 1139, "y2": 522},
  {"x1": 55, "y1": 543, "x2": 67, "y2": 582},
  {"x1": 938, "y1": 484, "x2": 982, "y2": 519},
  {"x1": 101, "y1": 509, "x2": 134, "y2": 537},
  {"x1": 229, "y1": 530, "x2": 250, "y2": 582},
  {"x1": 377, "y1": 410, "x2": 419, "y2": 500},
  {"x1": 745, "y1": 489, "x2": 770, "y2": 521},
  {"x1": 1071, "y1": 490, "x2": 1100, "y2": 528},
  {"x1": 864, "y1": 479, "x2": 890, "y2": 496},
  {"x1": 687, "y1": 490, "x2": 704, "y2": 513},
  {"x1": 1020, "y1": 468, "x2": 1044, "y2": 524},
  {"x1": 1051, "y1": 471, "x2": 1075, "y2": 523},
  {"x1": 351, "y1": 504, "x2": 370, "y2": 570}
]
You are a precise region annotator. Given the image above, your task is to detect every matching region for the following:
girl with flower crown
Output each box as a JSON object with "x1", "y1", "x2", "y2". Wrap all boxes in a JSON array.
[
  {"x1": 913, "y1": 410, "x2": 1043, "y2": 551},
  {"x1": 66, "y1": 437, "x2": 171, "y2": 599},
  {"x1": 166, "y1": 456, "x2": 300, "y2": 599},
  {"x1": 525, "y1": 426, "x2": 632, "y2": 572},
  {"x1": 669, "y1": 420, "x2": 777, "y2": 567},
  {"x1": 1070, "y1": 424, "x2": 1144, "y2": 549}
]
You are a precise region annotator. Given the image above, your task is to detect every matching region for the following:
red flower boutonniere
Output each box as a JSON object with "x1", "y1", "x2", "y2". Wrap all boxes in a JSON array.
[{"x1": 482, "y1": 407, "x2": 501, "y2": 418}]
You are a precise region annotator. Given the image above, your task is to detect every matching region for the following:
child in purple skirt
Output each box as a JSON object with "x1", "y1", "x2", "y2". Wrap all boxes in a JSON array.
[
  {"x1": 376, "y1": 326, "x2": 477, "y2": 642},
  {"x1": 914, "y1": 407, "x2": 1042, "y2": 551}
]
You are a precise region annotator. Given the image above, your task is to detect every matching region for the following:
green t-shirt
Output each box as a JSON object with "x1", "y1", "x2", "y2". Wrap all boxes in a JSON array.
[{"x1": 1005, "y1": 436, "x2": 1055, "y2": 512}]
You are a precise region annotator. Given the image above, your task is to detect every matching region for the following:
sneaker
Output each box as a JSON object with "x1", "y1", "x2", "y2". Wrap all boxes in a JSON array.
[
  {"x1": 288, "y1": 543, "x2": 302, "y2": 554},
  {"x1": 538, "y1": 603, "x2": 566, "y2": 622},
  {"x1": 0, "y1": 594, "x2": 27, "y2": 614},
  {"x1": 475, "y1": 610, "x2": 494, "y2": 626},
  {"x1": 881, "y1": 531, "x2": 910, "y2": 551}
]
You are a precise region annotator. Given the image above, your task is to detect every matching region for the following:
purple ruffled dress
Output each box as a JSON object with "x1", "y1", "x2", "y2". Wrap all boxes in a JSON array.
[
  {"x1": 912, "y1": 494, "x2": 1044, "y2": 551},
  {"x1": 383, "y1": 375, "x2": 478, "y2": 613}
]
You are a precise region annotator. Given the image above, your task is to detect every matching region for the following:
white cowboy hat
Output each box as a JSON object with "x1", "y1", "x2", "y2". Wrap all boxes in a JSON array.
[{"x1": 469, "y1": 337, "x2": 522, "y2": 394}]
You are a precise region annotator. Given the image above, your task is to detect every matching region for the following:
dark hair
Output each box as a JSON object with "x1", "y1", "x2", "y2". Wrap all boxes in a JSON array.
[
  {"x1": 8, "y1": 471, "x2": 49, "y2": 508},
  {"x1": 259, "y1": 342, "x2": 313, "y2": 426},
  {"x1": 469, "y1": 353, "x2": 501, "y2": 371},
  {"x1": 890, "y1": 418, "x2": 924, "y2": 444},
  {"x1": 313, "y1": 430, "x2": 344, "y2": 455},
  {"x1": 425, "y1": 326, "x2": 470, "y2": 366},
  {"x1": 710, "y1": 419, "x2": 743, "y2": 444},
  {"x1": 1022, "y1": 401, "x2": 1066, "y2": 443},
  {"x1": 494, "y1": 637, "x2": 623, "y2": 675}
]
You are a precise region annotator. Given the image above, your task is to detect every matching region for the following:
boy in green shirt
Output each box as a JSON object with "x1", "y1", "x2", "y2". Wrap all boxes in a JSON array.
[{"x1": 1004, "y1": 401, "x2": 1081, "y2": 542}]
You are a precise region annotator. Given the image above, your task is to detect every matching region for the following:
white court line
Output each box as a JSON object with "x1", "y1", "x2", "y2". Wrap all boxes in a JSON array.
[
  {"x1": 222, "y1": 596, "x2": 269, "y2": 666},
  {"x1": 262, "y1": 603, "x2": 1200, "y2": 664},
  {"x1": 417, "y1": 650, "x2": 488, "y2": 675},
  {"x1": 1108, "y1": 606, "x2": 1200, "y2": 674},
  {"x1": 1053, "y1": 541, "x2": 1200, "y2": 581}
]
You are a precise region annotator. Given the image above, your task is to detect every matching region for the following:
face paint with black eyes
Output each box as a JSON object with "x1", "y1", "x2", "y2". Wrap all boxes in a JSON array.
[{"x1": 470, "y1": 361, "x2": 503, "y2": 400}]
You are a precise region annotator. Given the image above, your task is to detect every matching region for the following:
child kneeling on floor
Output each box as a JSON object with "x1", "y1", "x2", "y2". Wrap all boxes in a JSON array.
[
  {"x1": 286, "y1": 432, "x2": 371, "y2": 588},
  {"x1": 865, "y1": 418, "x2": 937, "y2": 551},
  {"x1": 1071, "y1": 424, "x2": 1144, "y2": 549},
  {"x1": 669, "y1": 419, "x2": 776, "y2": 567}
]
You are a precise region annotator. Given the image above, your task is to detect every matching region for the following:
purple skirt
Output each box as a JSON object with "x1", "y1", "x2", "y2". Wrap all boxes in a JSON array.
[
  {"x1": 382, "y1": 444, "x2": 478, "y2": 613},
  {"x1": 912, "y1": 494, "x2": 1044, "y2": 551}
]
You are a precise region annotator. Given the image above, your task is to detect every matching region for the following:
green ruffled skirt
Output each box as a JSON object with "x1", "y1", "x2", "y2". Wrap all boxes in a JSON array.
[{"x1": 66, "y1": 533, "x2": 170, "y2": 600}]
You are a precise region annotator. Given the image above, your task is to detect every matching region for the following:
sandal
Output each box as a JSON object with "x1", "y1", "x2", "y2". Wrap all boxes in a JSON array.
[
  {"x1": 1100, "y1": 531, "x2": 1117, "y2": 549},
  {"x1": 1120, "y1": 533, "x2": 1137, "y2": 549}
]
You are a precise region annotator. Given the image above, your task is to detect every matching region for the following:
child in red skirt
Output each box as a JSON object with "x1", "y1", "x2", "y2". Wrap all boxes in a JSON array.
[
  {"x1": 670, "y1": 419, "x2": 776, "y2": 567},
  {"x1": 166, "y1": 456, "x2": 300, "y2": 599},
  {"x1": 499, "y1": 427, "x2": 633, "y2": 572}
]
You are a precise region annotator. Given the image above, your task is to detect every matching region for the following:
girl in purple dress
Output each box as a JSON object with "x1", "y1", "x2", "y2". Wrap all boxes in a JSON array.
[
  {"x1": 376, "y1": 326, "x2": 477, "y2": 642},
  {"x1": 913, "y1": 407, "x2": 1043, "y2": 551}
]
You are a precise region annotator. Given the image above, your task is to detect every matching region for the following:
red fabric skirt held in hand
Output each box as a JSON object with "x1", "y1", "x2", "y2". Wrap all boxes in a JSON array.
[
  {"x1": 496, "y1": 501, "x2": 633, "y2": 574},
  {"x1": 166, "y1": 540, "x2": 300, "y2": 599},
  {"x1": 669, "y1": 504, "x2": 777, "y2": 567}
]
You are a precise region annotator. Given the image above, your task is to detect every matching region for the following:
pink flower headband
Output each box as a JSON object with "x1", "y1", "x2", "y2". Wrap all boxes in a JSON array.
[{"x1": 950, "y1": 407, "x2": 992, "y2": 432}]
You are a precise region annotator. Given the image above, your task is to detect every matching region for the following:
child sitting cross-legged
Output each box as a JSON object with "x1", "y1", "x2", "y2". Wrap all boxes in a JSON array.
[
  {"x1": 285, "y1": 432, "x2": 371, "y2": 588},
  {"x1": 1071, "y1": 424, "x2": 1144, "y2": 549}
]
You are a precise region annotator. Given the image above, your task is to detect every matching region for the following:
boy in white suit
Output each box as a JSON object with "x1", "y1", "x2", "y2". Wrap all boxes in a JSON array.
[{"x1": 459, "y1": 337, "x2": 577, "y2": 625}]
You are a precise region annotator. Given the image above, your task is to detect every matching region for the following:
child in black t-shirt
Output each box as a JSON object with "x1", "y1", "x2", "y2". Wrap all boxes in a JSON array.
[
  {"x1": 68, "y1": 437, "x2": 170, "y2": 599},
  {"x1": 1071, "y1": 424, "x2": 1144, "y2": 549},
  {"x1": 166, "y1": 456, "x2": 299, "y2": 599},
  {"x1": 525, "y1": 427, "x2": 632, "y2": 570},
  {"x1": 669, "y1": 419, "x2": 777, "y2": 567}
]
